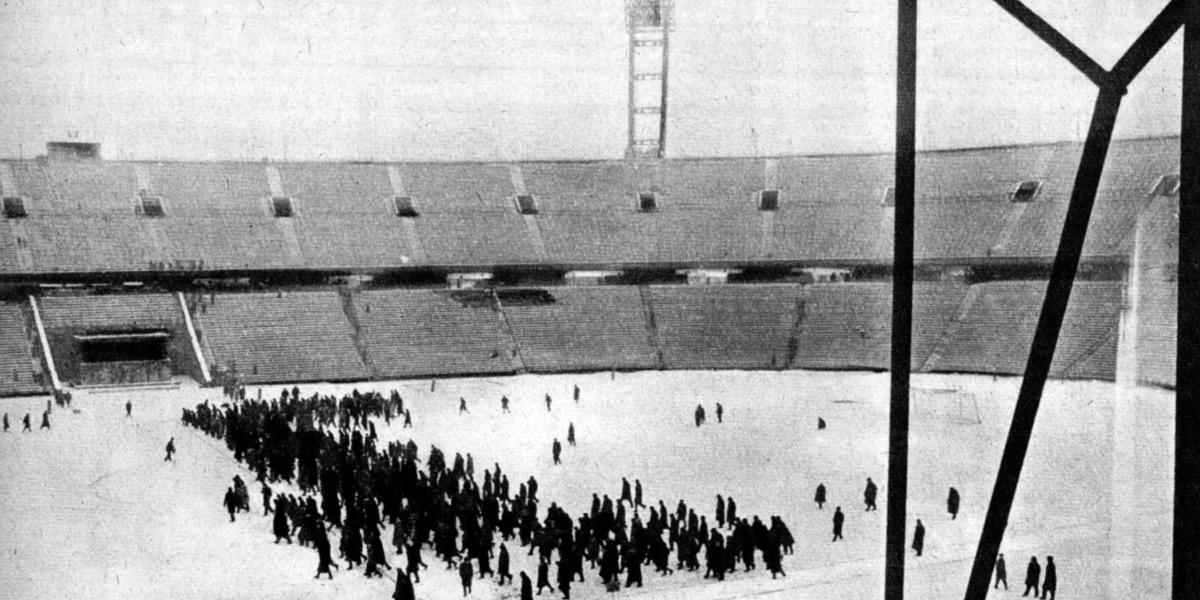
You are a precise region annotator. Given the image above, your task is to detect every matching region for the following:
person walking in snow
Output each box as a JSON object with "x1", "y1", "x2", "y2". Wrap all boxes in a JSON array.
[
  {"x1": 912, "y1": 519, "x2": 925, "y2": 556},
  {"x1": 406, "y1": 541, "x2": 428, "y2": 582},
  {"x1": 3, "y1": 413, "x2": 8, "y2": 432},
  {"x1": 22, "y1": 412, "x2": 31, "y2": 432},
  {"x1": 552, "y1": 439, "x2": 562, "y2": 465},
  {"x1": 403, "y1": 409, "x2": 412, "y2": 428},
  {"x1": 995, "y1": 553, "x2": 1008, "y2": 589},
  {"x1": 459, "y1": 397, "x2": 469, "y2": 415},
  {"x1": 1041, "y1": 556, "x2": 1056, "y2": 599},
  {"x1": 39, "y1": 410, "x2": 49, "y2": 430},
  {"x1": 458, "y1": 559, "x2": 474, "y2": 595},
  {"x1": 864, "y1": 478, "x2": 878, "y2": 511},
  {"x1": 832, "y1": 507, "x2": 845, "y2": 541},
  {"x1": 261, "y1": 483, "x2": 272, "y2": 515},
  {"x1": 164, "y1": 437, "x2": 175, "y2": 461},
  {"x1": 694, "y1": 404, "x2": 705, "y2": 427},
  {"x1": 947, "y1": 487, "x2": 961, "y2": 520},
  {"x1": 392, "y1": 569, "x2": 415, "y2": 600},
  {"x1": 223, "y1": 487, "x2": 240, "y2": 522},
  {"x1": 716, "y1": 402, "x2": 724, "y2": 423},
  {"x1": 573, "y1": 384, "x2": 580, "y2": 402},
  {"x1": 273, "y1": 496, "x2": 292, "y2": 543},
  {"x1": 545, "y1": 394, "x2": 552, "y2": 412},
  {"x1": 1023, "y1": 556, "x2": 1041, "y2": 597},
  {"x1": 520, "y1": 571, "x2": 533, "y2": 600},
  {"x1": 815, "y1": 483, "x2": 827, "y2": 509},
  {"x1": 126, "y1": 400, "x2": 132, "y2": 417},
  {"x1": 497, "y1": 543, "x2": 513, "y2": 585},
  {"x1": 501, "y1": 395, "x2": 510, "y2": 413},
  {"x1": 567, "y1": 423, "x2": 575, "y2": 446}
]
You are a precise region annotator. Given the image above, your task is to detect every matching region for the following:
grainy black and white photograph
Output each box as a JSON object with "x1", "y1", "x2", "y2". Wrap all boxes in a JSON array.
[{"x1": 0, "y1": 1, "x2": 1196, "y2": 599}]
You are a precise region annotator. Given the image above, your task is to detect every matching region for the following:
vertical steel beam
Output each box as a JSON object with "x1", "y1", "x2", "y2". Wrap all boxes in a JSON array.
[
  {"x1": 963, "y1": 87, "x2": 1124, "y2": 600},
  {"x1": 1175, "y1": 2, "x2": 1200, "y2": 598},
  {"x1": 887, "y1": 1, "x2": 917, "y2": 599}
]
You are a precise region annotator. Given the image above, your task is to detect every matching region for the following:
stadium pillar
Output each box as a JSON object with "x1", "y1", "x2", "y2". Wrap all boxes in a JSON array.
[
  {"x1": 963, "y1": 88, "x2": 1123, "y2": 600},
  {"x1": 885, "y1": 1, "x2": 916, "y2": 599},
  {"x1": 1175, "y1": 2, "x2": 1200, "y2": 598}
]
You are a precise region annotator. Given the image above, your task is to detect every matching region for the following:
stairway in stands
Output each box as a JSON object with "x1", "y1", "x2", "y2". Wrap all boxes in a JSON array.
[
  {"x1": 919, "y1": 285, "x2": 982, "y2": 372},
  {"x1": 337, "y1": 288, "x2": 380, "y2": 379}
]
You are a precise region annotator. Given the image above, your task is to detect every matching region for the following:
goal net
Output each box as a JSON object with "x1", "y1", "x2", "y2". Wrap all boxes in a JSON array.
[{"x1": 912, "y1": 387, "x2": 983, "y2": 426}]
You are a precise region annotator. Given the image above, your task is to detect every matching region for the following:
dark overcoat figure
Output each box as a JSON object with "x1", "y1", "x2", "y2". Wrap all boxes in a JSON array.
[
  {"x1": 947, "y1": 487, "x2": 961, "y2": 520},
  {"x1": 1042, "y1": 556, "x2": 1056, "y2": 599},
  {"x1": 392, "y1": 569, "x2": 415, "y2": 600},
  {"x1": 815, "y1": 484, "x2": 827, "y2": 509},
  {"x1": 864, "y1": 478, "x2": 878, "y2": 511},
  {"x1": 832, "y1": 507, "x2": 844, "y2": 541},
  {"x1": 1024, "y1": 556, "x2": 1041, "y2": 597},
  {"x1": 912, "y1": 519, "x2": 925, "y2": 556},
  {"x1": 520, "y1": 571, "x2": 533, "y2": 600},
  {"x1": 995, "y1": 553, "x2": 1008, "y2": 589}
]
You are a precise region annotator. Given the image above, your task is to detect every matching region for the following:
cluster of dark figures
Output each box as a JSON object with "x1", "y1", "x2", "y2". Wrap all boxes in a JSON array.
[
  {"x1": 3, "y1": 407, "x2": 52, "y2": 433},
  {"x1": 992, "y1": 553, "x2": 1058, "y2": 599},
  {"x1": 182, "y1": 385, "x2": 801, "y2": 599},
  {"x1": 693, "y1": 402, "x2": 723, "y2": 427}
]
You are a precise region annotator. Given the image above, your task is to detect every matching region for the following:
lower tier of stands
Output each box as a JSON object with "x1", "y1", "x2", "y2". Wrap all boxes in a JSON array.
[
  {"x1": 502, "y1": 287, "x2": 658, "y2": 372},
  {"x1": 1, "y1": 279, "x2": 1166, "y2": 392},
  {"x1": 355, "y1": 289, "x2": 517, "y2": 378},
  {"x1": 194, "y1": 291, "x2": 369, "y2": 384},
  {"x1": 0, "y1": 303, "x2": 44, "y2": 395}
]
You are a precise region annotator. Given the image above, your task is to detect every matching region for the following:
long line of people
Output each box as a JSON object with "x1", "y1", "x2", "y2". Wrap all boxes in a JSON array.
[{"x1": 182, "y1": 386, "x2": 805, "y2": 598}]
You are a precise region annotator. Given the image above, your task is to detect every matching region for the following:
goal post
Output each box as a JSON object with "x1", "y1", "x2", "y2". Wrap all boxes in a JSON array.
[{"x1": 912, "y1": 386, "x2": 983, "y2": 425}]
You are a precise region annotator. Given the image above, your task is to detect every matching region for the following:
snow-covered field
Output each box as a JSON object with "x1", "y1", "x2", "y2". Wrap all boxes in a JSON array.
[{"x1": 0, "y1": 370, "x2": 1174, "y2": 599}]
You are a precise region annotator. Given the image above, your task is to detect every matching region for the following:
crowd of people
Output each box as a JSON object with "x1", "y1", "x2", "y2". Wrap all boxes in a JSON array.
[{"x1": 177, "y1": 383, "x2": 1050, "y2": 597}]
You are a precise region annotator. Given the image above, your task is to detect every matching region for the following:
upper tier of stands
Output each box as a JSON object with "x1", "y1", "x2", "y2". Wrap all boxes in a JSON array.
[
  {"x1": 0, "y1": 137, "x2": 1177, "y2": 273},
  {"x1": 194, "y1": 291, "x2": 368, "y2": 384},
  {"x1": 0, "y1": 302, "x2": 42, "y2": 395}
]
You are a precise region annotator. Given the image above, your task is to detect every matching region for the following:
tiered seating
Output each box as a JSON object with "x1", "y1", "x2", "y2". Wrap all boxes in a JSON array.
[
  {"x1": 415, "y1": 212, "x2": 537, "y2": 265},
  {"x1": 357, "y1": 289, "x2": 515, "y2": 378},
  {"x1": 914, "y1": 199, "x2": 1014, "y2": 259},
  {"x1": 275, "y1": 164, "x2": 393, "y2": 215},
  {"x1": 0, "y1": 303, "x2": 43, "y2": 395},
  {"x1": 39, "y1": 294, "x2": 182, "y2": 331},
  {"x1": 522, "y1": 162, "x2": 638, "y2": 213},
  {"x1": 649, "y1": 284, "x2": 800, "y2": 369},
  {"x1": 502, "y1": 287, "x2": 656, "y2": 372},
  {"x1": 924, "y1": 281, "x2": 1123, "y2": 377},
  {"x1": 793, "y1": 283, "x2": 966, "y2": 370},
  {"x1": 159, "y1": 217, "x2": 297, "y2": 271},
  {"x1": 10, "y1": 161, "x2": 140, "y2": 214},
  {"x1": 149, "y1": 163, "x2": 270, "y2": 216},
  {"x1": 539, "y1": 212, "x2": 655, "y2": 264},
  {"x1": 294, "y1": 217, "x2": 415, "y2": 269},
  {"x1": 196, "y1": 292, "x2": 367, "y2": 383},
  {"x1": 773, "y1": 153, "x2": 889, "y2": 261},
  {"x1": 20, "y1": 217, "x2": 151, "y2": 273}
]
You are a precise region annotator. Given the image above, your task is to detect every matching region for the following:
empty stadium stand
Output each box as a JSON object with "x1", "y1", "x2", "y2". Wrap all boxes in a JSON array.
[
  {"x1": 194, "y1": 291, "x2": 368, "y2": 384},
  {"x1": 0, "y1": 136, "x2": 1177, "y2": 273},
  {"x1": 355, "y1": 289, "x2": 517, "y2": 378},
  {"x1": 501, "y1": 286, "x2": 658, "y2": 372},
  {"x1": 793, "y1": 282, "x2": 968, "y2": 371},
  {"x1": 922, "y1": 281, "x2": 1123, "y2": 378},
  {"x1": 649, "y1": 284, "x2": 801, "y2": 370}
]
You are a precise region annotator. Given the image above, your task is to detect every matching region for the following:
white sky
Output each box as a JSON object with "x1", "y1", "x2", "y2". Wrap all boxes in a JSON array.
[{"x1": 0, "y1": 0, "x2": 1183, "y2": 161}]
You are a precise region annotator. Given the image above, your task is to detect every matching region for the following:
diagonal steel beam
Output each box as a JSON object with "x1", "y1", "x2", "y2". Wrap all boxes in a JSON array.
[
  {"x1": 1175, "y1": 3, "x2": 1200, "y2": 599},
  {"x1": 963, "y1": 87, "x2": 1124, "y2": 600},
  {"x1": 991, "y1": 0, "x2": 1109, "y2": 87},
  {"x1": 886, "y1": 1, "x2": 917, "y2": 599},
  {"x1": 1109, "y1": 0, "x2": 1185, "y2": 90}
]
